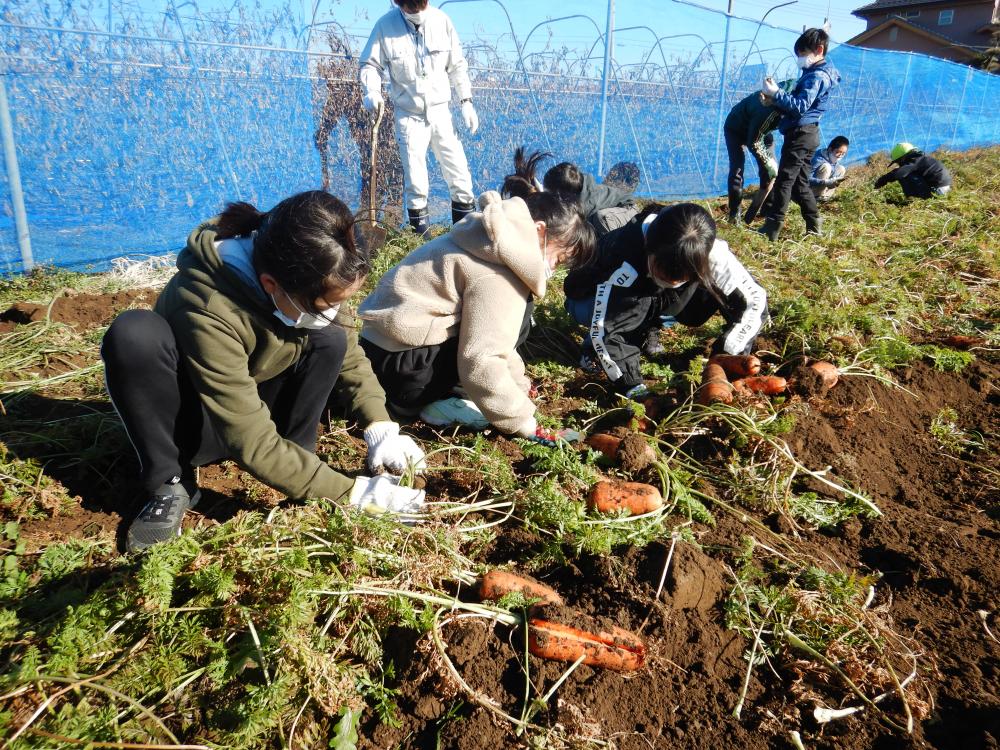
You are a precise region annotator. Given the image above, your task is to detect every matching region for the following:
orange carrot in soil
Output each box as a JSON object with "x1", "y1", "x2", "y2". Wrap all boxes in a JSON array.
[
  {"x1": 478, "y1": 571, "x2": 564, "y2": 606},
  {"x1": 808, "y1": 361, "x2": 840, "y2": 389},
  {"x1": 698, "y1": 362, "x2": 733, "y2": 405},
  {"x1": 528, "y1": 618, "x2": 646, "y2": 672},
  {"x1": 709, "y1": 354, "x2": 761, "y2": 378},
  {"x1": 589, "y1": 481, "x2": 664, "y2": 515},
  {"x1": 586, "y1": 433, "x2": 624, "y2": 459},
  {"x1": 731, "y1": 375, "x2": 787, "y2": 395},
  {"x1": 943, "y1": 335, "x2": 986, "y2": 349}
]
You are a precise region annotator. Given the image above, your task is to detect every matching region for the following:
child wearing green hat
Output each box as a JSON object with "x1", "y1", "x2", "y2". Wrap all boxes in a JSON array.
[{"x1": 875, "y1": 143, "x2": 952, "y2": 198}]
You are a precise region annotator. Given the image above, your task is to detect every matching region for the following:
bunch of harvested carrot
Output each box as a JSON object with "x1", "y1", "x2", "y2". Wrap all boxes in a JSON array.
[
  {"x1": 731, "y1": 375, "x2": 788, "y2": 395},
  {"x1": 478, "y1": 570, "x2": 564, "y2": 606},
  {"x1": 697, "y1": 362, "x2": 733, "y2": 405},
  {"x1": 709, "y1": 354, "x2": 761, "y2": 378},
  {"x1": 589, "y1": 480, "x2": 663, "y2": 515},
  {"x1": 528, "y1": 616, "x2": 645, "y2": 672}
]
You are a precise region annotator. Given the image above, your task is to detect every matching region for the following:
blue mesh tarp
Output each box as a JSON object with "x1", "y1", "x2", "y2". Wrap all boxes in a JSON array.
[{"x1": 1, "y1": 0, "x2": 998, "y2": 273}]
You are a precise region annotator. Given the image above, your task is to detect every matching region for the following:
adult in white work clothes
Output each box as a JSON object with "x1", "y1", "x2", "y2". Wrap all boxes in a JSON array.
[{"x1": 359, "y1": 0, "x2": 479, "y2": 234}]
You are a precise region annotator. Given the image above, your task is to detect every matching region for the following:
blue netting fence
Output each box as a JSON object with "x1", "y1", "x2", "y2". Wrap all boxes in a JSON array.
[{"x1": 1, "y1": 0, "x2": 998, "y2": 272}]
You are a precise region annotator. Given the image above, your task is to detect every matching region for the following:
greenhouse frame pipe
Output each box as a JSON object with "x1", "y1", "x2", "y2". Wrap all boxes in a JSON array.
[{"x1": 0, "y1": 78, "x2": 33, "y2": 271}]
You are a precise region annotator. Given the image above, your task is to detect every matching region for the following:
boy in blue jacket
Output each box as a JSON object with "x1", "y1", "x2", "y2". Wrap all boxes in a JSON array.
[{"x1": 758, "y1": 28, "x2": 840, "y2": 241}]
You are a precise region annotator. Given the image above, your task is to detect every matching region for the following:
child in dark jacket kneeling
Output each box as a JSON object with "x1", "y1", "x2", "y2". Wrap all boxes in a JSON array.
[
  {"x1": 758, "y1": 27, "x2": 840, "y2": 241},
  {"x1": 564, "y1": 203, "x2": 769, "y2": 400},
  {"x1": 875, "y1": 142, "x2": 952, "y2": 199}
]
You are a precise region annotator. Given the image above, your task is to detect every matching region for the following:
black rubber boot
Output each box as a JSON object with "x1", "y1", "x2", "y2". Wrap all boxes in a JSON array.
[
  {"x1": 407, "y1": 208, "x2": 430, "y2": 236},
  {"x1": 726, "y1": 190, "x2": 742, "y2": 224},
  {"x1": 757, "y1": 219, "x2": 781, "y2": 242},
  {"x1": 805, "y1": 215, "x2": 824, "y2": 236},
  {"x1": 451, "y1": 200, "x2": 475, "y2": 225}
]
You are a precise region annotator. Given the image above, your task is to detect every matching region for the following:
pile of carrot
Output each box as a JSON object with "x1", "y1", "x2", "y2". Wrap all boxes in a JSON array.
[
  {"x1": 698, "y1": 354, "x2": 787, "y2": 404},
  {"x1": 477, "y1": 571, "x2": 646, "y2": 672}
]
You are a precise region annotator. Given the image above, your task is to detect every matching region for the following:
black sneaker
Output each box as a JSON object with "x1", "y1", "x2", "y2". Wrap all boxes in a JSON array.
[
  {"x1": 127, "y1": 476, "x2": 201, "y2": 552},
  {"x1": 642, "y1": 328, "x2": 665, "y2": 356}
]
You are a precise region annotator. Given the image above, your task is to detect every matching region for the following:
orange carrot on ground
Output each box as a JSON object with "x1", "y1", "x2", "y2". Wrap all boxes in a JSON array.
[
  {"x1": 586, "y1": 433, "x2": 623, "y2": 459},
  {"x1": 731, "y1": 375, "x2": 787, "y2": 395},
  {"x1": 709, "y1": 354, "x2": 761, "y2": 378},
  {"x1": 698, "y1": 362, "x2": 733, "y2": 405},
  {"x1": 808, "y1": 361, "x2": 840, "y2": 389},
  {"x1": 943, "y1": 335, "x2": 986, "y2": 349},
  {"x1": 589, "y1": 481, "x2": 664, "y2": 515},
  {"x1": 528, "y1": 618, "x2": 646, "y2": 672},
  {"x1": 479, "y1": 571, "x2": 563, "y2": 606}
]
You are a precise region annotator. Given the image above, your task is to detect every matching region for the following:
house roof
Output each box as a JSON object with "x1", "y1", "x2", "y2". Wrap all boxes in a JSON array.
[
  {"x1": 853, "y1": 0, "x2": 986, "y2": 16},
  {"x1": 846, "y1": 16, "x2": 985, "y2": 57}
]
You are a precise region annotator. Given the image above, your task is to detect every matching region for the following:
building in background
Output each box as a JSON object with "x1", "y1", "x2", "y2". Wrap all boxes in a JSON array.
[{"x1": 848, "y1": 0, "x2": 1000, "y2": 67}]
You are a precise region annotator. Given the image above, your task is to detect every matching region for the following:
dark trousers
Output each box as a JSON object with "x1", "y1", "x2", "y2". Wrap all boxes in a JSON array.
[
  {"x1": 899, "y1": 174, "x2": 935, "y2": 199},
  {"x1": 764, "y1": 124, "x2": 820, "y2": 229},
  {"x1": 361, "y1": 299, "x2": 534, "y2": 411},
  {"x1": 725, "y1": 128, "x2": 775, "y2": 220},
  {"x1": 101, "y1": 309, "x2": 346, "y2": 496}
]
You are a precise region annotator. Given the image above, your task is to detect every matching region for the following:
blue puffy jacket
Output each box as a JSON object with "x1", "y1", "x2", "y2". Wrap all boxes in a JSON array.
[{"x1": 771, "y1": 59, "x2": 840, "y2": 135}]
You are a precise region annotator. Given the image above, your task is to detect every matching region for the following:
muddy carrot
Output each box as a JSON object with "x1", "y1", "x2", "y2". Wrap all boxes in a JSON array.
[
  {"x1": 731, "y1": 375, "x2": 787, "y2": 395},
  {"x1": 698, "y1": 362, "x2": 733, "y2": 405},
  {"x1": 709, "y1": 354, "x2": 761, "y2": 378},
  {"x1": 479, "y1": 571, "x2": 564, "y2": 606},
  {"x1": 528, "y1": 618, "x2": 646, "y2": 672},
  {"x1": 808, "y1": 361, "x2": 840, "y2": 389},
  {"x1": 943, "y1": 335, "x2": 986, "y2": 349},
  {"x1": 588, "y1": 481, "x2": 663, "y2": 515},
  {"x1": 586, "y1": 433, "x2": 623, "y2": 459}
]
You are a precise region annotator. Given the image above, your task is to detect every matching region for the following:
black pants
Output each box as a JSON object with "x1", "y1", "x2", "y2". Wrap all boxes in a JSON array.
[
  {"x1": 725, "y1": 128, "x2": 775, "y2": 218},
  {"x1": 101, "y1": 309, "x2": 346, "y2": 496},
  {"x1": 764, "y1": 124, "x2": 820, "y2": 229},
  {"x1": 361, "y1": 299, "x2": 534, "y2": 411},
  {"x1": 899, "y1": 174, "x2": 936, "y2": 199}
]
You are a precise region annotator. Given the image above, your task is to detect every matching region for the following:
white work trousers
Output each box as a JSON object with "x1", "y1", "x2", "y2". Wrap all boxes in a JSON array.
[{"x1": 395, "y1": 103, "x2": 474, "y2": 211}]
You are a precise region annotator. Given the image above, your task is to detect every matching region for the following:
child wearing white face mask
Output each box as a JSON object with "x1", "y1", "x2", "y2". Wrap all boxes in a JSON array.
[
  {"x1": 358, "y1": 149, "x2": 596, "y2": 442},
  {"x1": 101, "y1": 191, "x2": 428, "y2": 552},
  {"x1": 564, "y1": 204, "x2": 769, "y2": 399},
  {"x1": 758, "y1": 27, "x2": 841, "y2": 242}
]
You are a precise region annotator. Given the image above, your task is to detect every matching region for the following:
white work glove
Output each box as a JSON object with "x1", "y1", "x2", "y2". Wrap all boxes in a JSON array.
[
  {"x1": 765, "y1": 156, "x2": 778, "y2": 180},
  {"x1": 461, "y1": 100, "x2": 479, "y2": 134},
  {"x1": 362, "y1": 90, "x2": 384, "y2": 114},
  {"x1": 364, "y1": 421, "x2": 426, "y2": 475},
  {"x1": 761, "y1": 76, "x2": 780, "y2": 97},
  {"x1": 349, "y1": 475, "x2": 426, "y2": 515}
]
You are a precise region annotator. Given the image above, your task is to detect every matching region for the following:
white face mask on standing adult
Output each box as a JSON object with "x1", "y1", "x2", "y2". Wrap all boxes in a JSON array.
[{"x1": 403, "y1": 10, "x2": 426, "y2": 26}]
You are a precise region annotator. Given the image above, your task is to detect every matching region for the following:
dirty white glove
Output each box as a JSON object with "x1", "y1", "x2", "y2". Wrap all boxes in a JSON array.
[
  {"x1": 349, "y1": 475, "x2": 425, "y2": 515},
  {"x1": 761, "y1": 76, "x2": 780, "y2": 97},
  {"x1": 765, "y1": 156, "x2": 779, "y2": 180},
  {"x1": 461, "y1": 100, "x2": 479, "y2": 134},
  {"x1": 362, "y1": 90, "x2": 384, "y2": 114},
  {"x1": 364, "y1": 421, "x2": 426, "y2": 475}
]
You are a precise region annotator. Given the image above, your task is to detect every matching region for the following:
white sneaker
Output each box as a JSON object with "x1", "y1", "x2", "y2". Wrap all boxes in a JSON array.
[{"x1": 419, "y1": 397, "x2": 490, "y2": 429}]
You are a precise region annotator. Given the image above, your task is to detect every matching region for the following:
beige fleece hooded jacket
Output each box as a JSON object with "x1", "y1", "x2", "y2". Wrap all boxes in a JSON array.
[{"x1": 359, "y1": 191, "x2": 546, "y2": 436}]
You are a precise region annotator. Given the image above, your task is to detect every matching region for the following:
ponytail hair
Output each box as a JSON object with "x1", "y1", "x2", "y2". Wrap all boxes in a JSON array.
[
  {"x1": 216, "y1": 191, "x2": 369, "y2": 314},
  {"x1": 501, "y1": 146, "x2": 551, "y2": 200},
  {"x1": 644, "y1": 203, "x2": 724, "y2": 303}
]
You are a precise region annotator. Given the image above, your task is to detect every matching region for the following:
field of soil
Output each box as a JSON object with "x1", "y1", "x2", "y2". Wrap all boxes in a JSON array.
[{"x1": 1, "y1": 284, "x2": 997, "y2": 750}]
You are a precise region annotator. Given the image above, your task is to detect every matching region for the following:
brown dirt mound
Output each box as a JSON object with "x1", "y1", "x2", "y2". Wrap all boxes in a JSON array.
[{"x1": 0, "y1": 288, "x2": 154, "y2": 331}]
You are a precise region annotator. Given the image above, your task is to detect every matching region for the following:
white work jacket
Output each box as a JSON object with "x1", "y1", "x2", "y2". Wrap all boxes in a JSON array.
[{"x1": 359, "y1": 6, "x2": 473, "y2": 116}]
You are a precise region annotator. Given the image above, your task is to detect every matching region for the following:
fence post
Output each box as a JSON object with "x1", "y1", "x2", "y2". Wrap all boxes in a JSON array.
[
  {"x1": 596, "y1": 0, "x2": 615, "y2": 177},
  {"x1": 0, "y1": 78, "x2": 33, "y2": 272},
  {"x1": 711, "y1": 11, "x2": 732, "y2": 186},
  {"x1": 846, "y1": 49, "x2": 865, "y2": 143},
  {"x1": 889, "y1": 54, "x2": 912, "y2": 145},
  {"x1": 949, "y1": 66, "x2": 971, "y2": 148}
]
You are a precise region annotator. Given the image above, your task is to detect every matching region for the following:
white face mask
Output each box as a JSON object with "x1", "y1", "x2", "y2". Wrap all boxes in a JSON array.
[
  {"x1": 647, "y1": 257, "x2": 687, "y2": 289},
  {"x1": 272, "y1": 292, "x2": 340, "y2": 330},
  {"x1": 796, "y1": 53, "x2": 820, "y2": 70},
  {"x1": 539, "y1": 232, "x2": 556, "y2": 280},
  {"x1": 403, "y1": 10, "x2": 425, "y2": 25}
]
